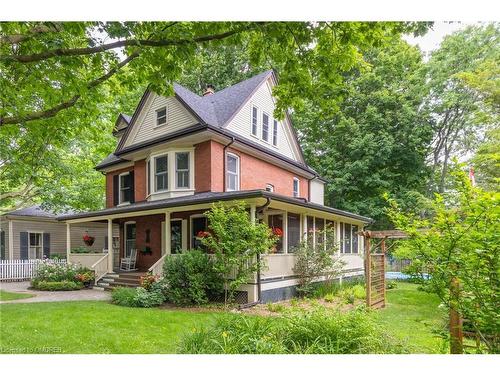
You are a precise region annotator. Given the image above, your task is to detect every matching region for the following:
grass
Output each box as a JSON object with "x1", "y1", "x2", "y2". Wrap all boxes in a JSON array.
[
  {"x1": 0, "y1": 290, "x2": 34, "y2": 301},
  {"x1": 0, "y1": 301, "x2": 222, "y2": 353},
  {"x1": 374, "y1": 282, "x2": 448, "y2": 353}
]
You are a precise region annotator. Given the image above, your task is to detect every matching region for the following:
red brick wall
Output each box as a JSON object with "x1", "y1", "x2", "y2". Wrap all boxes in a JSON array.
[
  {"x1": 133, "y1": 159, "x2": 147, "y2": 203},
  {"x1": 194, "y1": 140, "x2": 309, "y2": 199}
]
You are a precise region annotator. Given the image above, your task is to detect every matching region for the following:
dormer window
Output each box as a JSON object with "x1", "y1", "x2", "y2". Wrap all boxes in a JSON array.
[
  {"x1": 154, "y1": 155, "x2": 168, "y2": 191},
  {"x1": 262, "y1": 113, "x2": 269, "y2": 142},
  {"x1": 251, "y1": 106, "x2": 258, "y2": 136},
  {"x1": 293, "y1": 177, "x2": 300, "y2": 198},
  {"x1": 156, "y1": 107, "x2": 167, "y2": 126},
  {"x1": 175, "y1": 152, "x2": 190, "y2": 189},
  {"x1": 119, "y1": 172, "x2": 132, "y2": 204},
  {"x1": 273, "y1": 119, "x2": 278, "y2": 146}
]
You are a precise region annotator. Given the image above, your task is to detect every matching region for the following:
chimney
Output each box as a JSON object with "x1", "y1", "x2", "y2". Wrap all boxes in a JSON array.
[{"x1": 203, "y1": 84, "x2": 215, "y2": 96}]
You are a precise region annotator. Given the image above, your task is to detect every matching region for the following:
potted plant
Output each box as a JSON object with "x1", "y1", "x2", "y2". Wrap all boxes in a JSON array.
[
  {"x1": 82, "y1": 232, "x2": 95, "y2": 247},
  {"x1": 75, "y1": 270, "x2": 95, "y2": 288},
  {"x1": 271, "y1": 227, "x2": 283, "y2": 253}
]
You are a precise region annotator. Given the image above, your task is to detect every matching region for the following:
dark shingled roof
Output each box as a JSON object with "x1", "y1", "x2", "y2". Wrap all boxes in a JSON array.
[
  {"x1": 57, "y1": 190, "x2": 372, "y2": 223},
  {"x1": 95, "y1": 153, "x2": 126, "y2": 170},
  {"x1": 5, "y1": 205, "x2": 76, "y2": 219},
  {"x1": 121, "y1": 114, "x2": 132, "y2": 124}
]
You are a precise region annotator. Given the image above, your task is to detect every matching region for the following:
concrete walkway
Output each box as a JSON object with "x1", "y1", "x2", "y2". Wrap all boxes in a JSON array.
[{"x1": 0, "y1": 281, "x2": 111, "y2": 304}]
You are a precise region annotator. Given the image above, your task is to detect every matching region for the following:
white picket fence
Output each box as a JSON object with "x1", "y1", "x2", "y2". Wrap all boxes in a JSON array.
[{"x1": 0, "y1": 259, "x2": 67, "y2": 281}]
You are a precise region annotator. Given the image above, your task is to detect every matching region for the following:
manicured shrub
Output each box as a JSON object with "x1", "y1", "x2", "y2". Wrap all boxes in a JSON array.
[
  {"x1": 178, "y1": 308, "x2": 408, "y2": 354},
  {"x1": 111, "y1": 285, "x2": 166, "y2": 308},
  {"x1": 161, "y1": 250, "x2": 223, "y2": 305},
  {"x1": 111, "y1": 287, "x2": 139, "y2": 307},
  {"x1": 32, "y1": 280, "x2": 83, "y2": 291}
]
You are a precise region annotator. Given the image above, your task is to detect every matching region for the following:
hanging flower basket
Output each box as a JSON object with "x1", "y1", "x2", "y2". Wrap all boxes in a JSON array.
[
  {"x1": 272, "y1": 227, "x2": 283, "y2": 237},
  {"x1": 82, "y1": 232, "x2": 95, "y2": 247}
]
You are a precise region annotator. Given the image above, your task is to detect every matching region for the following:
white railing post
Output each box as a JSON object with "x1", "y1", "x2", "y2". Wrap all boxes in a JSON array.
[
  {"x1": 107, "y1": 219, "x2": 113, "y2": 273},
  {"x1": 66, "y1": 223, "x2": 71, "y2": 262},
  {"x1": 164, "y1": 211, "x2": 171, "y2": 255}
]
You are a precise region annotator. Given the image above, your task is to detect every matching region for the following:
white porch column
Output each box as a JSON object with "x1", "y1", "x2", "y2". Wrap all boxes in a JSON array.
[
  {"x1": 66, "y1": 223, "x2": 71, "y2": 262},
  {"x1": 249, "y1": 204, "x2": 256, "y2": 224},
  {"x1": 8, "y1": 220, "x2": 14, "y2": 260},
  {"x1": 283, "y1": 211, "x2": 288, "y2": 254},
  {"x1": 164, "y1": 211, "x2": 171, "y2": 255},
  {"x1": 107, "y1": 219, "x2": 113, "y2": 272},
  {"x1": 302, "y1": 214, "x2": 308, "y2": 243}
]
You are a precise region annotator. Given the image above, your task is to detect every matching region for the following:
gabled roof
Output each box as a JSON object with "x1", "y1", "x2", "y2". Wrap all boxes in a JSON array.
[
  {"x1": 174, "y1": 70, "x2": 273, "y2": 127},
  {"x1": 3, "y1": 205, "x2": 76, "y2": 219}
]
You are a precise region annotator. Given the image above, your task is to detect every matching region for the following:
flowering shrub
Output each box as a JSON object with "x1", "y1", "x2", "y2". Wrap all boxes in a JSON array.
[
  {"x1": 140, "y1": 272, "x2": 158, "y2": 291},
  {"x1": 75, "y1": 270, "x2": 95, "y2": 283},
  {"x1": 32, "y1": 261, "x2": 94, "y2": 290}
]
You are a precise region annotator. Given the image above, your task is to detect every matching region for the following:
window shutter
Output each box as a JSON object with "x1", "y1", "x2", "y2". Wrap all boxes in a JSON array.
[
  {"x1": 43, "y1": 233, "x2": 50, "y2": 258},
  {"x1": 104, "y1": 235, "x2": 108, "y2": 250},
  {"x1": 0, "y1": 230, "x2": 5, "y2": 260},
  {"x1": 20, "y1": 231, "x2": 29, "y2": 260},
  {"x1": 129, "y1": 171, "x2": 135, "y2": 203},
  {"x1": 113, "y1": 174, "x2": 119, "y2": 206}
]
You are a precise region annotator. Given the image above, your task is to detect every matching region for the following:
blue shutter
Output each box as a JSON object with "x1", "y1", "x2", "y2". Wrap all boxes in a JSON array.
[
  {"x1": 43, "y1": 233, "x2": 50, "y2": 258},
  {"x1": 20, "y1": 232, "x2": 29, "y2": 259}
]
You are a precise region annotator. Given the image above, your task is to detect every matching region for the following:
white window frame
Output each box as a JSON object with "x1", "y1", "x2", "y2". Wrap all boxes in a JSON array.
[
  {"x1": 156, "y1": 106, "x2": 167, "y2": 127},
  {"x1": 339, "y1": 222, "x2": 360, "y2": 254},
  {"x1": 28, "y1": 231, "x2": 43, "y2": 260},
  {"x1": 124, "y1": 221, "x2": 136, "y2": 258},
  {"x1": 226, "y1": 153, "x2": 240, "y2": 192},
  {"x1": 272, "y1": 119, "x2": 278, "y2": 146},
  {"x1": 175, "y1": 152, "x2": 190, "y2": 189},
  {"x1": 153, "y1": 154, "x2": 169, "y2": 192},
  {"x1": 266, "y1": 183, "x2": 274, "y2": 192},
  {"x1": 262, "y1": 112, "x2": 270, "y2": 142},
  {"x1": 118, "y1": 172, "x2": 131, "y2": 205},
  {"x1": 293, "y1": 177, "x2": 300, "y2": 198},
  {"x1": 251, "y1": 106, "x2": 259, "y2": 137}
]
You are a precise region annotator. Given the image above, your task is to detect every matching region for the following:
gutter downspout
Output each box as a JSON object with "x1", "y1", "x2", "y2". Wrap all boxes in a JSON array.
[
  {"x1": 222, "y1": 137, "x2": 235, "y2": 192},
  {"x1": 239, "y1": 197, "x2": 272, "y2": 309}
]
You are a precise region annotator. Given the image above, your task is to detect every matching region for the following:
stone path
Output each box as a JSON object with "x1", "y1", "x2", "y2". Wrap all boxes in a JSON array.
[{"x1": 0, "y1": 281, "x2": 111, "y2": 304}]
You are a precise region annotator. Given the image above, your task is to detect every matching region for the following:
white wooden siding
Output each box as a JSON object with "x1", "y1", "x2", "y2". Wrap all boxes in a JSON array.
[
  {"x1": 310, "y1": 179, "x2": 325, "y2": 205},
  {"x1": 124, "y1": 93, "x2": 198, "y2": 148},
  {"x1": 10, "y1": 220, "x2": 119, "y2": 259},
  {"x1": 225, "y1": 78, "x2": 302, "y2": 162}
]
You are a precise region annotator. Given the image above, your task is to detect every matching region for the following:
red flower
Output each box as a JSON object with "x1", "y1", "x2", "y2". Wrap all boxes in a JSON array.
[
  {"x1": 196, "y1": 231, "x2": 210, "y2": 238},
  {"x1": 272, "y1": 227, "x2": 283, "y2": 237}
]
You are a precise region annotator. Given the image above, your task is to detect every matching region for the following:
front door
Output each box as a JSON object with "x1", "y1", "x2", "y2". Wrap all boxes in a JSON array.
[{"x1": 124, "y1": 222, "x2": 136, "y2": 258}]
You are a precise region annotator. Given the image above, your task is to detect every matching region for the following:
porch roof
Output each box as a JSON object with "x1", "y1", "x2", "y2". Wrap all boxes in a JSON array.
[{"x1": 56, "y1": 190, "x2": 373, "y2": 224}]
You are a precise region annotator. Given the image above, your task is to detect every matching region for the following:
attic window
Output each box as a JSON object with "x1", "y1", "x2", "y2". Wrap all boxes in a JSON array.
[
  {"x1": 156, "y1": 107, "x2": 167, "y2": 126},
  {"x1": 262, "y1": 113, "x2": 269, "y2": 142}
]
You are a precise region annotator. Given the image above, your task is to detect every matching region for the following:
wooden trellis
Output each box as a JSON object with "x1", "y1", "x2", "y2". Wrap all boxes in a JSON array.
[{"x1": 360, "y1": 230, "x2": 408, "y2": 309}]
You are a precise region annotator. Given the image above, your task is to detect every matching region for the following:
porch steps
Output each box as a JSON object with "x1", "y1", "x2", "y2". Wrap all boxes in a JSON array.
[{"x1": 94, "y1": 271, "x2": 146, "y2": 291}]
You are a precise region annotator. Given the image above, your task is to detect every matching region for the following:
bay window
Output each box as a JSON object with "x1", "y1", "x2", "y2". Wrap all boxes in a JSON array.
[
  {"x1": 226, "y1": 153, "x2": 240, "y2": 191},
  {"x1": 175, "y1": 152, "x2": 190, "y2": 189},
  {"x1": 155, "y1": 155, "x2": 168, "y2": 191}
]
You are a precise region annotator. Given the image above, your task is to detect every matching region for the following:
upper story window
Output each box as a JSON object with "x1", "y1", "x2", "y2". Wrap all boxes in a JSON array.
[
  {"x1": 251, "y1": 106, "x2": 258, "y2": 136},
  {"x1": 293, "y1": 177, "x2": 300, "y2": 198},
  {"x1": 273, "y1": 119, "x2": 278, "y2": 146},
  {"x1": 266, "y1": 183, "x2": 274, "y2": 192},
  {"x1": 119, "y1": 172, "x2": 132, "y2": 204},
  {"x1": 262, "y1": 113, "x2": 269, "y2": 142},
  {"x1": 226, "y1": 153, "x2": 240, "y2": 191},
  {"x1": 154, "y1": 155, "x2": 168, "y2": 191},
  {"x1": 156, "y1": 107, "x2": 167, "y2": 126},
  {"x1": 175, "y1": 152, "x2": 190, "y2": 189}
]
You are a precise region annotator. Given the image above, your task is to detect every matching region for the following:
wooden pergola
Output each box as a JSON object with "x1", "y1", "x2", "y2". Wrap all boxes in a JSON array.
[{"x1": 358, "y1": 230, "x2": 408, "y2": 309}]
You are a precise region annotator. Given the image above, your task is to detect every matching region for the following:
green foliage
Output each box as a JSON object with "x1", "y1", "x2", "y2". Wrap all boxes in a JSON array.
[
  {"x1": 161, "y1": 249, "x2": 222, "y2": 306},
  {"x1": 32, "y1": 280, "x2": 83, "y2": 291},
  {"x1": 178, "y1": 308, "x2": 408, "y2": 354},
  {"x1": 387, "y1": 165, "x2": 500, "y2": 353},
  {"x1": 293, "y1": 226, "x2": 345, "y2": 296},
  {"x1": 111, "y1": 286, "x2": 165, "y2": 308},
  {"x1": 201, "y1": 202, "x2": 277, "y2": 305},
  {"x1": 71, "y1": 247, "x2": 101, "y2": 254},
  {"x1": 386, "y1": 280, "x2": 398, "y2": 289},
  {"x1": 32, "y1": 261, "x2": 79, "y2": 283}
]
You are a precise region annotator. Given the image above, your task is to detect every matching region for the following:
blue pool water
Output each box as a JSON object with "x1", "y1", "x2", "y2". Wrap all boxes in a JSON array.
[{"x1": 385, "y1": 272, "x2": 429, "y2": 280}]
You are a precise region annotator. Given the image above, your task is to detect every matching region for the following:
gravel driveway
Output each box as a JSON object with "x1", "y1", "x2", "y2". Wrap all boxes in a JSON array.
[{"x1": 0, "y1": 281, "x2": 111, "y2": 304}]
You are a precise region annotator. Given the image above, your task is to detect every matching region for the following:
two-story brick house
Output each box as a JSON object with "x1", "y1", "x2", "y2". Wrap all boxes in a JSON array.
[{"x1": 59, "y1": 70, "x2": 371, "y2": 303}]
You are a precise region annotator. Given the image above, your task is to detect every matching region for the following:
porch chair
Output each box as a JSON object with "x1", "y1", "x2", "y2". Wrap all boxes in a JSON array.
[{"x1": 120, "y1": 248, "x2": 138, "y2": 271}]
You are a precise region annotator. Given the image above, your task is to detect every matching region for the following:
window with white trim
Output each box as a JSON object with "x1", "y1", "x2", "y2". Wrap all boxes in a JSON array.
[
  {"x1": 339, "y1": 223, "x2": 359, "y2": 254},
  {"x1": 226, "y1": 153, "x2": 240, "y2": 191},
  {"x1": 273, "y1": 119, "x2": 278, "y2": 146},
  {"x1": 29, "y1": 232, "x2": 43, "y2": 259},
  {"x1": 262, "y1": 113, "x2": 269, "y2": 142},
  {"x1": 175, "y1": 152, "x2": 190, "y2": 189},
  {"x1": 119, "y1": 172, "x2": 132, "y2": 204},
  {"x1": 251, "y1": 106, "x2": 258, "y2": 136},
  {"x1": 154, "y1": 155, "x2": 168, "y2": 191},
  {"x1": 266, "y1": 183, "x2": 274, "y2": 192},
  {"x1": 156, "y1": 107, "x2": 167, "y2": 126},
  {"x1": 293, "y1": 177, "x2": 300, "y2": 198}
]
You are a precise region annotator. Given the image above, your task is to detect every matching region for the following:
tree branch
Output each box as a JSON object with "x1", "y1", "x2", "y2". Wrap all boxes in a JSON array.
[
  {"x1": 0, "y1": 52, "x2": 139, "y2": 126},
  {"x1": 1, "y1": 24, "x2": 260, "y2": 63},
  {"x1": 1, "y1": 23, "x2": 63, "y2": 45}
]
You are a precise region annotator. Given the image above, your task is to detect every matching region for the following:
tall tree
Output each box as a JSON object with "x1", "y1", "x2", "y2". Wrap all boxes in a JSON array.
[
  {"x1": 293, "y1": 39, "x2": 433, "y2": 226},
  {"x1": 424, "y1": 24, "x2": 500, "y2": 194}
]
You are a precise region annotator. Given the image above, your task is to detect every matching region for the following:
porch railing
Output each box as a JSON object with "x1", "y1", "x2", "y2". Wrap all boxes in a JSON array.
[
  {"x1": 91, "y1": 254, "x2": 109, "y2": 283},
  {"x1": 148, "y1": 254, "x2": 169, "y2": 277}
]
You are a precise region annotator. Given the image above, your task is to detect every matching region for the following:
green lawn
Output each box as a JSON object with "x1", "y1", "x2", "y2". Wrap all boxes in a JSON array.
[
  {"x1": 0, "y1": 301, "x2": 222, "y2": 353},
  {"x1": 374, "y1": 282, "x2": 448, "y2": 353},
  {"x1": 0, "y1": 290, "x2": 34, "y2": 301}
]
